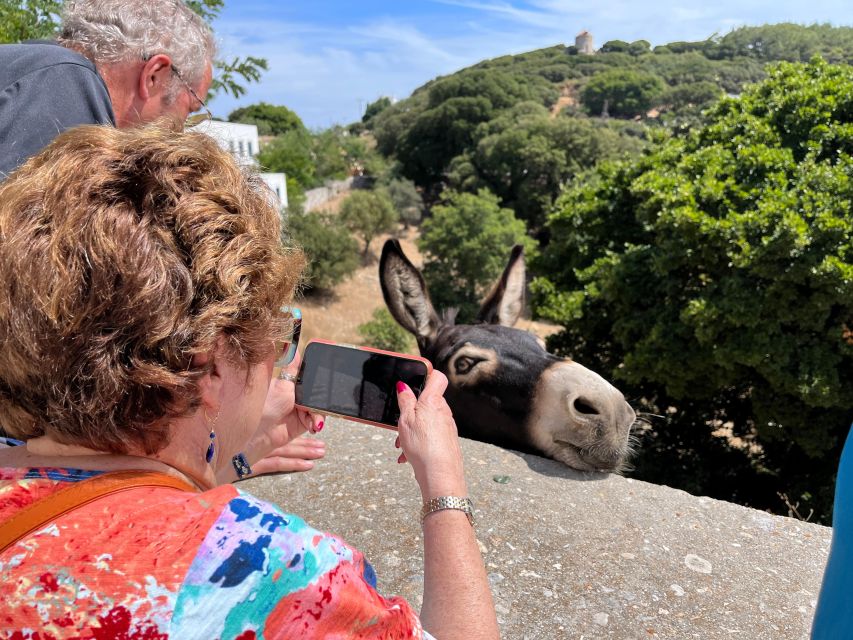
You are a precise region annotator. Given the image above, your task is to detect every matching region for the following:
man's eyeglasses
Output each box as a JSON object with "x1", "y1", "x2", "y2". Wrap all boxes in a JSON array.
[
  {"x1": 274, "y1": 307, "x2": 302, "y2": 368},
  {"x1": 171, "y1": 64, "x2": 213, "y2": 127}
]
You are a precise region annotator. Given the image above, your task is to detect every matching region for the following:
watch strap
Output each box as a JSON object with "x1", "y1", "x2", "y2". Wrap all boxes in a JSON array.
[{"x1": 421, "y1": 496, "x2": 474, "y2": 527}]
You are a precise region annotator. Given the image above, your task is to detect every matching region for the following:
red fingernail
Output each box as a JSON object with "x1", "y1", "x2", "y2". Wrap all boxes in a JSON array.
[
  {"x1": 316, "y1": 420, "x2": 324, "y2": 432},
  {"x1": 396, "y1": 381, "x2": 408, "y2": 393}
]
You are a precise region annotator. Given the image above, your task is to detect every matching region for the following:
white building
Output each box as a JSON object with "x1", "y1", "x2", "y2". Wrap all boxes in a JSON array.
[
  {"x1": 260, "y1": 173, "x2": 288, "y2": 210},
  {"x1": 190, "y1": 120, "x2": 288, "y2": 210}
]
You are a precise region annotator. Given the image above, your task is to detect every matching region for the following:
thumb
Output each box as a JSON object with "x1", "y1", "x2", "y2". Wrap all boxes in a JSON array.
[{"x1": 396, "y1": 380, "x2": 417, "y2": 418}]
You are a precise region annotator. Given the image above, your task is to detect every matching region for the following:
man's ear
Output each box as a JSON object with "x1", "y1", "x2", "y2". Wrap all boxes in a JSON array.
[{"x1": 138, "y1": 53, "x2": 173, "y2": 101}]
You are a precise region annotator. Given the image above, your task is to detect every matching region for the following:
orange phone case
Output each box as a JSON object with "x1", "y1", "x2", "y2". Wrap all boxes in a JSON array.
[{"x1": 294, "y1": 339, "x2": 433, "y2": 431}]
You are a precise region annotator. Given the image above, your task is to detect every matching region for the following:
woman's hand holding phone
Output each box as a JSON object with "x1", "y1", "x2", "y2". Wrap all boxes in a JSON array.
[{"x1": 395, "y1": 371, "x2": 468, "y2": 501}]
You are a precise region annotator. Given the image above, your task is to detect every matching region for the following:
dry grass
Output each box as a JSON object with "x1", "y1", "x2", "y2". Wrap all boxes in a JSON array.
[
  {"x1": 294, "y1": 222, "x2": 560, "y2": 354},
  {"x1": 296, "y1": 227, "x2": 423, "y2": 353}
]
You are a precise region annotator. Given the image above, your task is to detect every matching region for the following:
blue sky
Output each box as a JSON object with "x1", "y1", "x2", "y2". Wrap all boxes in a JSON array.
[{"x1": 207, "y1": 0, "x2": 853, "y2": 129}]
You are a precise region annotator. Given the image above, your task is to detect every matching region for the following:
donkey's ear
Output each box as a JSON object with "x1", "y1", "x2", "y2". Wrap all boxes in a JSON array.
[
  {"x1": 476, "y1": 244, "x2": 525, "y2": 327},
  {"x1": 379, "y1": 240, "x2": 441, "y2": 346}
]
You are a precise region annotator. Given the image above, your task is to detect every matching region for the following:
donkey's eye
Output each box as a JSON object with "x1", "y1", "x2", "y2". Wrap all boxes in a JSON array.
[{"x1": 455, "y1": 356, "x2": 480, "y2": 375}]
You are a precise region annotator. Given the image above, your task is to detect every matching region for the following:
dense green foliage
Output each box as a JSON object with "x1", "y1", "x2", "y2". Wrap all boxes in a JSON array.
[
  {"x1": 0, "y1": 0, "x2": 267, "y2": 99},
  {"x1": 380, "y1": 69, "x2": 559, "y2": 190},
  {"x1": 258, "y1": 127, "x2": 386, "y2": 192},
  {"x1": 358, "y1": 308, "x2": 416, "y2": 353},
  {"x1": 282, "y1": 210, "x2": 359, "y2": 291},
  {"x1": 371, "y1": 24, "x2": 853, "y2": 228},
  {"x1": 419, "y1": 189, "x2": 536, "y2": 319},
  {"x1": 0, "y1": 0, "x2": 60, "y2": 42},
  {"x1": 339, "y1": 190, "x2": 399, "y2": 258},
  {"x1": 363, "y1": 96, "x2": 392, "y2": 125},
  {"x1": 446, "y1": 103, "x2": 645, "y2": 228},
  {"x1": 258, "y1": 129, "x2": 317, "y2": 188},
  {"x1": 228, "y1": 102, "x2": 305, "y2": 136},
  {"x1": 580, "y1": 68, "x2": 665, "y2": 117},
  {"x1": 532, "y1": 58, "x2": 853, "y2": 522}
]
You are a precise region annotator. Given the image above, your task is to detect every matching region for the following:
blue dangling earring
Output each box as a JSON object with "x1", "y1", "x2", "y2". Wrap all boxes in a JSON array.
[
  {"x1": 206, "y1": 429, "x2": 216, "y2": 463},
  {"x1": 204, "y1": 408, "x2": 218, "y2": 464}
]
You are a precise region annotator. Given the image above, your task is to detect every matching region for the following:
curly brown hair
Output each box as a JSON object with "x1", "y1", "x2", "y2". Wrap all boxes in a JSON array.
[{"x1": 0, "y1": 124, "x2": 303, "y2": 454}]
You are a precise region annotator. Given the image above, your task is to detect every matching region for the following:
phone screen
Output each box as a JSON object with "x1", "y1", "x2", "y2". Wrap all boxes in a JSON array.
[{"x1": 296, "y1": 342, "x2": 429, "y2": 427}]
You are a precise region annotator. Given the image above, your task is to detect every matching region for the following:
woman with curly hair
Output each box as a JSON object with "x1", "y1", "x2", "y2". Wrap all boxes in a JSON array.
[{"x1": 0, "y1": 124, "x2": 499, "y2": 640}]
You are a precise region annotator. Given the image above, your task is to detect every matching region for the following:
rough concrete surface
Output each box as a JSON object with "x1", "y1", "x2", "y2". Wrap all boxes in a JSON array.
[{"x1": 243, "y1": 418, "x2": 831, "y2": 640}]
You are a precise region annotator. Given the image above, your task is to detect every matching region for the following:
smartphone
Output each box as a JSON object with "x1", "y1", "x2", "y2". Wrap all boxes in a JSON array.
[{"x1": 294, "y1": 339, "x2": 433, "y2": 430}]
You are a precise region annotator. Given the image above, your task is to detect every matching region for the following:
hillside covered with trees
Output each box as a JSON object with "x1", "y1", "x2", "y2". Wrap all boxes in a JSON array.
[{"x1": 368, "y1": 24, "x2": 853, "y2": 233}]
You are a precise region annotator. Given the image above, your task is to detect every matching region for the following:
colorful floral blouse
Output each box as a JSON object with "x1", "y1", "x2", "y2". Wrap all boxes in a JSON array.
[{"x1": 0, "y1": 455, "x2": 426, "y2": 639}]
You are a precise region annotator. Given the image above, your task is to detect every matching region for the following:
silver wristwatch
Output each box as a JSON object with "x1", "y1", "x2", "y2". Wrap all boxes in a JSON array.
[{"x1": 421, "y1": 496, "x2": 475, "y2": 527}]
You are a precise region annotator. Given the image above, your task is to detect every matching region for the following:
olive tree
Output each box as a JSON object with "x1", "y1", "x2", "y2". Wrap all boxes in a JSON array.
[{"x1": 339, "y1": 190, "x2": 398, "y2": 259}]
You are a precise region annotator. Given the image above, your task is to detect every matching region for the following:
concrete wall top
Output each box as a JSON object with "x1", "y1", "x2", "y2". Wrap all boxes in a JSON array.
[{"x1": 244, "y1": 417, "x2": 830, "y2": 640}]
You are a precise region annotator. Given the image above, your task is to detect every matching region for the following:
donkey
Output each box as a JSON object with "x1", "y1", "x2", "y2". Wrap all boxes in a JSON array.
[{"x1": 379, "y1": 239, "x2": 637, "y2": 472}]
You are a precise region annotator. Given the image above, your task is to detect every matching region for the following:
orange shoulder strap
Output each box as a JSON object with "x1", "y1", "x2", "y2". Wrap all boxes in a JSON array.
[{"x1": 0, "y1": 470, "x2": 197, "y2": 554}]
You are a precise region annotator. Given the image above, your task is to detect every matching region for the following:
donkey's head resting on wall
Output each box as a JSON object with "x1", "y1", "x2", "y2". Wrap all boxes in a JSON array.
[{"x1": 379, "y1": 239, "x2": 636, "y2": 473}]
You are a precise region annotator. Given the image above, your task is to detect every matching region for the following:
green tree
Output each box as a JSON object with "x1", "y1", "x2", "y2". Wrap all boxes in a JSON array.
[
  {"x1": 419, "y1": 189, "x2": 535, "y2": 319},
  {"x1": 358, "y1": 308, "x2": 415, "y2": 353},
  {"x1": 383, "y1": 178, "x2": 424, "y2": 227},
  {"x1": 662, "y1": 81, "x2": 724, "y2": 110},
  {"x1": 0, "y1": 0, "x2": 266, "y2": 99},
  {"x1": 469, "y1": 105, "x2": 645, "y2": 229},
  {"x1": 227, "y1": 102, "x2": 304, "y2": 136},
  {"x1": 282, "y1": 210, "x2": 359, "y2": 292},
  {"x1": 339, "y1": 190, "x2": 398, "y2": 259},
  {"x1": 580, "y1": 68, "x2": 665, "y2": 118},
  {"x1": 0, "y1": 0, "x2": 60, "y2": 42},
  {"x1": 393, "y1": 69, "x2": 557, "y2": 188},
  {"x1": 257, "y1": 129, "x2": 316, "y2": 188},
  {"x1": 362, "y1": 96, "x2": 392, "y2": 124},
  {"x1": 599, "y1": 40, "x2": 630, "y2": 54},
  {"x1": 533, "y1": 58, "x2": 853, "y2": 523}
]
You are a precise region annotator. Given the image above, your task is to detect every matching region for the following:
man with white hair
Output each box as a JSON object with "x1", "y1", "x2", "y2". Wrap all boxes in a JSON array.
[
  {"x1": 0, "y1": 1, "x2": 327, "y2": 475},
  {"x1": 0, "y1": 0, "x2": 215, "y2": 178}
]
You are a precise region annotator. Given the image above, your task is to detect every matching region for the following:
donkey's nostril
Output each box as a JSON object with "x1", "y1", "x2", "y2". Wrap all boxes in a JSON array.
[{"x1": 573, "y1": 397, "x2": 600, "y2": 416}]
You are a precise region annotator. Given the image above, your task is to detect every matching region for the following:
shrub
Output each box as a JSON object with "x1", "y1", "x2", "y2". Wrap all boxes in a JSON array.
[
  {"x1": 339, "y1": 190, "x2": 399, "y2": 258},
  {"x1": 282, "y1": 210, "x2": 359, "y2": 291},
  {"x1": 383, "y1": 178, "x2": 424, "y2": 226},
  {"x1": 358, "y1": 308, "x2": 415, "y2": 353},
  {"x1": 580, "y1": 68, "x2": 665, "y2": 118}
]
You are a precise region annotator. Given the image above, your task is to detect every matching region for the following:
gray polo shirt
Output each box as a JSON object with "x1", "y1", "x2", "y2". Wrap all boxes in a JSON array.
[{"x1": 0, "y1": 41, "x2": 115, "y2": 179}]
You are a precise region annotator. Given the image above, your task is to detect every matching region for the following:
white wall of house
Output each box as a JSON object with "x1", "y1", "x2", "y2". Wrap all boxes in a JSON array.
[
  {"x1": 192, "y1": 120, "x2": 259, "y2": 167},
  {"x1": 190, "y1": 120, "x2": 288, "y2": 209},
  {"x1": 260, "y1": 173, "x2": 288, "y2": 211}
]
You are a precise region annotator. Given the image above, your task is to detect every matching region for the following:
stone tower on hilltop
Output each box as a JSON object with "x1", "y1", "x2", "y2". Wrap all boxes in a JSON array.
[{"x1": 575, "y1": 30, "x2": 594, "y2": 55}]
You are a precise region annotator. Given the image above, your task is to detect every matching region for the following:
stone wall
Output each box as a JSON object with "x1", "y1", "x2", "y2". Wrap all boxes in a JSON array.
[
  {"x1": 304, "y1": 177, "x2": 354, "y2": 212},
  {"x1": 244, "y1": 418, "x2": 830, "y2": 639}
]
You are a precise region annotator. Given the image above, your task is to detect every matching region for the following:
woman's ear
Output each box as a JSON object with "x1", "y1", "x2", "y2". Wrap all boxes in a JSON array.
[{"x1": 192, "y1": 338, "x2": 227, "y2": 412}]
